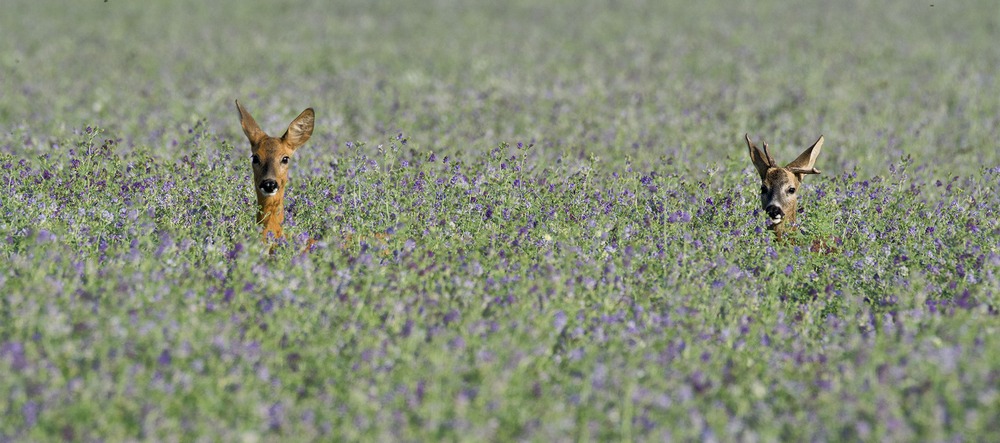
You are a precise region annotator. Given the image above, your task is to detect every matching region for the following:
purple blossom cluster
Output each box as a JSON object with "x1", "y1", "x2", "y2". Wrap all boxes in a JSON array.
[{"x1": 1, "y1": 127, "x2": 996, "y2": 440}]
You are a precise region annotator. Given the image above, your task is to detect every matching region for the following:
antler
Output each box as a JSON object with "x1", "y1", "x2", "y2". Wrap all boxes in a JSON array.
[{"x1": 762, "y1": 141, "x2": 776, "y2": 167}]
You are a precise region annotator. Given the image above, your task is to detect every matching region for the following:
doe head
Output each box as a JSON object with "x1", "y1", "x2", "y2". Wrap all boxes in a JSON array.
[
  {"x1": 745, "y1": 134, "x2": 823, "y2": 233},
  {"x1": 235, "y1": 100, "x2": 314, "y2": 203}
]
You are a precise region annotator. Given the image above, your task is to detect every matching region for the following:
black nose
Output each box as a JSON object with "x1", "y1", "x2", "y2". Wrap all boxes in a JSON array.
[
  {"x1": 260, "y1": 180, "x2": 278, "y2": 194},
  {"x1": 765, "y1": 204, "x2": 783, "y2": 219}
]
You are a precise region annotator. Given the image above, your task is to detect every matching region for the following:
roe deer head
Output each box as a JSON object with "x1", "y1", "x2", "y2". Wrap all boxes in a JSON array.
[
  {"x1": 745, "y1": 134, "x2": 823, "y2": 238},
  {"x1": 235, "y1": 100, "x2": 314, "y2": 244}
]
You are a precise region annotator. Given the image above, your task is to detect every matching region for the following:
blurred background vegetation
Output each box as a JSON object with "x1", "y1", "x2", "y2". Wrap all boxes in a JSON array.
[{"x1": 2, "y1": 0, "x2": 997, "y2": 176}]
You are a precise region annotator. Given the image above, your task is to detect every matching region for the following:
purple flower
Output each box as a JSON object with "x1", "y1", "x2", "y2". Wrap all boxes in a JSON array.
[
  {"x1": 22, "y1": 400, "x2": 38, "y2": 427},
  {"x1": 443, "y1": 309, "x2": 460, "y2": 325},
  {"x1": 227, "y1": 243, "x2": 244, "y2": 260},
  {"x1": 36, "y1": 229, "x2": 57, "y2": 243},
  {"x1": 415, "y1": 380, "x2": 426, "y2": 403},
  {"x1": 955, "y1": 290, "x2": 974, "y2": 309},
  {"x1": 401, "y1": 319, "x2": 413, "y2": 338},
  {"x1": 157, "y1": 349, "x2": 172, "y2": 366},
  {"x1": 0, "y1": 341, "x2": 28, "y2": 371},
  {"x1": 554, "y1": 310, "x2": 568, "y2": 330},
  {"x1": 268, "y1": 402, "x2": 285, "y2": 431},
  {"x1": 689, "y1": 370, "x2": 711, "y2": 393},
  {"x1": 258, "y1": 297, "x2": 274, "y2": 313}
]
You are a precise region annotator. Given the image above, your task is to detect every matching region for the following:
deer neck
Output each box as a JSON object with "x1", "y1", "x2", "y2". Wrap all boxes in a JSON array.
[{"x1": 257, "y1": 194, "x2": 285, "y2": 241}]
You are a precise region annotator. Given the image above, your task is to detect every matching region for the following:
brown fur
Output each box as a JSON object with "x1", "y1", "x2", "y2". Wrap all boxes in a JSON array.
[
  {"x1": 235, "y1": 100, "x2": 314, "y2": 245},
  {"x1": 745, "y1": 134, "x2": 823, "y2": 241}
]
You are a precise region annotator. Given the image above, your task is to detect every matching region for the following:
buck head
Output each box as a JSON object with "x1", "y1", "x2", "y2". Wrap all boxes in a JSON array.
[
  {"x1": 235, "y1": 100, "x2": 314, "y2": 241},
  {"x1": 745, "y1": 134, "x2": 823, "y2": 235}
]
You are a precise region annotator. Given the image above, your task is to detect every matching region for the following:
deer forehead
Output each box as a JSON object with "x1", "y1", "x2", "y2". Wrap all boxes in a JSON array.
[
  {"x1": 764, "y1": 168, "x2": 799, "y2": 189},
  {"x1": 253, "y1": 137, "x2": 296, "y2": 159}
]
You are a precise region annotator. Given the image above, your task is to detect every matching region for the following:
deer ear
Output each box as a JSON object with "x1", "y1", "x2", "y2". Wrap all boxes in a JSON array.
[
  {"x1": 786, "y1": 135, "x2": 823, "y2": 177},
  {"x1": 235, "y1": 100, "x2": 266, "y2": 146},
  {"x1": 282, "y1": 108, "x2": 314, "y2": 150},
  {"x1": 745, "y1": 134, "x2": 773, "y2": 181}
]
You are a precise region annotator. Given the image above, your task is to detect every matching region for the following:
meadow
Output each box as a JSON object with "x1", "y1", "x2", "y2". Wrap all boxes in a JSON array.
[{"x1": 1, "y1": 0, "x2": 998, "y2": 440}]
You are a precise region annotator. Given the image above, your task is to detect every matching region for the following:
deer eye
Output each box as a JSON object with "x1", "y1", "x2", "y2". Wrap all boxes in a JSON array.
[
  {"x1": 281, "y1": 156, "x2": 290, "y2": 164},
  {"x1": 788, "y1": 187, "x2": 796, "y2": 194},
  {"x1": 251, "y1": 155, "x2": 260, "y2": 165}
]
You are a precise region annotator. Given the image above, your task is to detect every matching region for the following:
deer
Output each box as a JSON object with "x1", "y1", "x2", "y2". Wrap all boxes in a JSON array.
[
  {"x1": 235, "y1": 100, "x2": 315, "y2": 247},
  {"x1": 745, "y1": 134, "x2": 824, "y2": 243}
]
